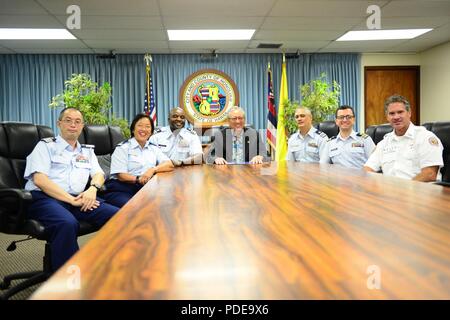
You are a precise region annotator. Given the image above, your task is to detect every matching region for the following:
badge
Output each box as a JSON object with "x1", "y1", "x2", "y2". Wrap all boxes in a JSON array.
[
  {"x1": 428, "y1": 137, "x2": 439, "y2": 146},
  {"x1": 75, "y1": 154, "x2": 89, "y2": 163},
  {"x1": 308, "y1": 142, "x2": 318, "y2": 148},
  {"x1": 352, "y1": 142, "x2": 364, "y2": 148},
  {"x1": 178, "y1": 139, "x2": 190, "y2": 147}
]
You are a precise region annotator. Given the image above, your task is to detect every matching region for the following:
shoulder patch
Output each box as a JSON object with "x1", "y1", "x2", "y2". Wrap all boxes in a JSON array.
[
  {"x1": 154, "y1": 128, "x2": 163, "y2": 133},
  {"x1": 327, "y1": 136, "x2": 336, "y2": 142},
  {"x1": 315, "y1": 130, "x2": 328, "y2": 138},
  {"x1": 357, "y1": 133, "x2": 369, "y2": 139},
  {"x1": 186, "y1": 127, "x2": 196, "y2": 135},
  {"x1": 40, "y1": 137, "x2": 56, "y2": 143},
  {"x1": 428, "y1": 136, "x2": 439, "y2": 146},
  {"x1": 81, "y1": 144, "x2": 95, "y2": 149},
  {"x1": 116, "y1": 138, "x2": 131, "y2": 147}
]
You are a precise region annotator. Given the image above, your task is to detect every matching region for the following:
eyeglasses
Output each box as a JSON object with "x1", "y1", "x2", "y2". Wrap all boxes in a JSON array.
[
  {"x1": 336, "y1": 115, "x2": 354, "y2": 120},
  {"x1": 61, "y1": 118, "x2": 83, "y2": 126},
  {"x1": 229, "y1": 117, "x2": 244, "y2": 121}
]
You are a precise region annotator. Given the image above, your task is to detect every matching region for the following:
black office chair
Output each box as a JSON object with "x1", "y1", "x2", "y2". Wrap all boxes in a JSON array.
[
  {"x1": 422, "y1": 122, "x2": 450, "y2": 186},
  {"x1": 372, "y1": 124, "x2": 393, "y2": 145},
  {"x1": 314, "y1": 121, "x2": 339, "y2": 138},
  {"x1": 79, "y1": 125, "x2": 125, "y2": 180},
  {"x1": 0, "y1": 122, "x2": 98, "y2": 300}
]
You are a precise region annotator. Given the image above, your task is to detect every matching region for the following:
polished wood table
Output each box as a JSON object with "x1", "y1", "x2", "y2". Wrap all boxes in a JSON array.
[{"x1": 31, "y1": 162, "x2": 450, "y2": 299}]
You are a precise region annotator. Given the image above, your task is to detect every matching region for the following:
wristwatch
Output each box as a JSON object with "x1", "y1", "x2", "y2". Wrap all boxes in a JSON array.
[{"x1": 90, "y1": 182, "x2": 102, "y2": 191}]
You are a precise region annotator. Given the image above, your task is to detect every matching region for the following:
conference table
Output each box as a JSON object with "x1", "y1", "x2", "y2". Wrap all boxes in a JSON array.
[{"x1": 31, "y1": 162, "x2": 450, "y2": 299}]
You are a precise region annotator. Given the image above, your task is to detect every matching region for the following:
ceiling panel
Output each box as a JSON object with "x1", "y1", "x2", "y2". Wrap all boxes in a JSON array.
[
  {"x1": 260, "y1": 17, "x2": 364, "y2": 30},
  {"x1": 38, "y1": 0, "x2": 161, "y2": 15},
  {"x1": 169, "y1": 40, "x2": 250, "y2": 50},
  {"x1": 159, "y1": 0, "x2": 275, "y2": 16},
  {"x1": 0, "y1": 39, "x2": 88, "y2": 49},
  {"x1": 254, "y1": 30, "x2": 344, "y2": 41},
  {"x1": 0, "y1": 15, "x2": 63, "y2": 28},
  {"x1": 0, "y1": 0, "x2": 48, "y2": 14},
  {"x1": 163, "y1": 16, "x2": 264, "y2": 29},
  {"x1": 84, "y1": 39, "x2": 169, "y2": 49},
  {"x1": 381, "y1": 0, "x2": 450, "y2": 17},
  {"x1": 54, "y1": 15, "x2": 163, "y2": 29},
  {"x1": 71, "y1": 29, "x2": 167, "y2": 41}
]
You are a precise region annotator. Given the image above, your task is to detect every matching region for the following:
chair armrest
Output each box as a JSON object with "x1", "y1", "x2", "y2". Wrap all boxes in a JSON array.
[
  {"x1": 434, "y1": 181, "x2": 450, "y2": 187},
  {"x1": 0, "y1": 188, "x2": 33, "y2": 234}
]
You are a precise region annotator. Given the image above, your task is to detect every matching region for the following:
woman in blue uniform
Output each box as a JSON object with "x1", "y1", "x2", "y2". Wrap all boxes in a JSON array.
[{"x1": 103, "y1": 113, "x2": 174, "y2": 207}]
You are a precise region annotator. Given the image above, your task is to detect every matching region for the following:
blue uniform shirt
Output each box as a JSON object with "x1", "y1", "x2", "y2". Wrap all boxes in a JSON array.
[
  {"x1": 110, "y1": 137, "x2": 169, "y2": 178},
  {"x1": 24, "y1": 135, "x2": 104, "y2": 195},
  {"x1": 286, "y1": 127, "x2": 328, "y2": 163},
  {"x1": 149, "y1": 126, "x2": 202, "y2": 161},
  {"x1": 321, "y1": 130, "x2": 376, "y2": 168}
]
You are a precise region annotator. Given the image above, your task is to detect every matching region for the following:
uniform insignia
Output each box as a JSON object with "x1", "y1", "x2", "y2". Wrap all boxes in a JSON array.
[
  {"x1": 428, "y1": 137, "x2": 439, "y2": 146},
  {"x1": 186, "y1": 127, "x2": 196, "y2": 135},
  {"x1": 330, "y1": 147, "x2": 338, "y2": 152},
  {"x1": 81, "y1": 144, "x2": 95, "y2": 149},
  {"x1": 352, "y1": 142, "x2": 364, "y2": 148},
  {"x1": 315, "y1": 130, "x2": 328, "y2": 138},
  {"x1": 178, "y1": 139, "x2": 190, "y2": 147},
  {"x1": 41, "y1": 137, "x2": 56, "y2": 143},
  {"x1": 155, "y1": 128, "x2": 163, "y2": 133},
  {"x1": 357, "y1": 133, "x2": 369, "y2": 139},
  {"x1": 327, "y1": 136, "x2": 336, "y2": 142},
  {"x1": 75, "y1": 154, "x2": 89, "y2": 163},
  {"x1": 308, "y1": 142, "x2": 318, "y2": 148}
]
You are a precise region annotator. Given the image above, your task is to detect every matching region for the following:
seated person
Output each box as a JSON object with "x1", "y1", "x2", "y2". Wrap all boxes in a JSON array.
[
  {"x1": 321, "y1": 105, "x2": 375, "y2": 168},
  {"x1": 149, "y1": 107, "x2": 203, "y2": 166},
  {"x1": 205, "y1": 106, "x2": 269, "y2": 165},
  {"x1": 287, "y1": 107, "x2": 328, "y2": 162},
  {"x1": 364, "y1": 94, "x2": 443, "y2": 182},
  {"x1": 103, "y1": 113, "x2": 174, "y2": 207},
  {"x1": 24, "y1": 107, "x2": 120, "y2": 271}
]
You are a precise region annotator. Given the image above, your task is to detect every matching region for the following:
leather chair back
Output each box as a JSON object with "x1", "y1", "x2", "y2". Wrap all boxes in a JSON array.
[
  {"x1": 422, "y1": 122, "x2": 450, "y2": 182},
  {"x1": 314, "y1": 121, "x2": 339, "y2": 138},
  {"x1": 372, "y1": 124, "x2": 393, "y2": 145}
]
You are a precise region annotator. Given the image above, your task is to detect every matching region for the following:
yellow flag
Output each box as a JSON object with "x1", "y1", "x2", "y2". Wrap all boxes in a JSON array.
[{"x1": 275, "y1": 55, "x2": 288, "y2": 162}]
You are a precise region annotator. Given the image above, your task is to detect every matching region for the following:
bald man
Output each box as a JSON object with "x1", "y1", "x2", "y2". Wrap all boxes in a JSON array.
[
  {"x1": 286, "y1": 107, "x2": 328, "y2": 163},
  {"x1": 149, "y1": 107, "x2": 203, "y2": 166}
]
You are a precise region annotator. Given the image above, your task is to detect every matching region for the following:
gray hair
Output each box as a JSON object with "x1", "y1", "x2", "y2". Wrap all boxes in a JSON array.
[
  {"x1": 384, "y1": 94, "x2": 411, "y2": 113},
  {"x1": 295, "y1": 106, "x2": 312, "y2": 117},
  {"x1": 227, "y1": 106, "x2": 246, "y2": 118}
]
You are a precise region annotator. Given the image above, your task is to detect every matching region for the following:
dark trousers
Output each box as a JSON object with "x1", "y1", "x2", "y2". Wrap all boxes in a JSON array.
[
  {"x1": 102, "y1": 179, "x2": 142, "y2": 208},
  {"x1": 28, "y1": 191, "x2": 119, "y2": 271}
]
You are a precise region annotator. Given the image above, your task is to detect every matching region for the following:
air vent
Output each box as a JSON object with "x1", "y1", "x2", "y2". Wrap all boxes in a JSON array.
[{"x1": 257, "y1": 43, "x2": 282, "y2": 49}]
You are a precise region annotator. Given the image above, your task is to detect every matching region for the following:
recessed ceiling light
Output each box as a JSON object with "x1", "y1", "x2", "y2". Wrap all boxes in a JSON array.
[
  {"x1": 336, "y1": 29, "x2": 432, "y2": 41},
  {"x1": 0, "y1": 28, "x2": 76, "y2": 40},
  {"x1": 168, "y1": 29, "x2": 255, "y2": 41}
]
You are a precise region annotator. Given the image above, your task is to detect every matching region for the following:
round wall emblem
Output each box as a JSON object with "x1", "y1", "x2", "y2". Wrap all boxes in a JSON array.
[{"x1": 179, "y1": 69, "x2": 239, "y2": 127}]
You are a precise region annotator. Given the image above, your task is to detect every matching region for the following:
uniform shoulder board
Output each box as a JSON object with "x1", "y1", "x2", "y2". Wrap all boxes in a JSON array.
[
  {"x1": 357, "y1": 133, "x2": 369, "y2": 139},
  {"x1": 40, "y1": 137, "x2": 56, "y2": 143},
  {"x1": 81, "y1": 144, "x2": 95, "y2": 149},
  {"x1": 116, "y1": 138, "x2": 130, "y2": 147},
  {"x1": 154, "y1": 128, "x2": 163, "y2": 133},
  {"x1": 315, "y1": 130, "x2": 328, "y2": 138},
  {"x1": 327, "y1": 136, "x2": 336, "y2": 142},
  {"x1": 186, "y1": 127, "x2": 197, "y2": 135}
]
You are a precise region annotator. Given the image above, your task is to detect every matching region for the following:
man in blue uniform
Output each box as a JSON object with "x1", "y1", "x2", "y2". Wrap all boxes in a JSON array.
[
  {"x1": 24, "y1": 107, "x2": 119, "y2": 271},
  {"x1": 150, "y1": 107, "x2": 203, "y2": 166},
  {"x1": 286, "y1": 107, "x2": 328, "y2": 162},
  {"x1": 321, "y1": 105, "x2": 375, "y2": 168}
]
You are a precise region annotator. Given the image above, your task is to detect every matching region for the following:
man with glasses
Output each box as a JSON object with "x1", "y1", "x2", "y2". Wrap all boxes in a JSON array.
[
  {"x1": 206, "y1": 106, "x2": 269, "y2": 165},
  {"x1": 321, "y1": 105, "x2": 375, "y2": 168},
  {"x1": 23, "y1": 107, "x2": 119, "y2": 271},
  {"x1": 150, "y1": 107, "x2": 203, "y2": 166},
  {"x1": 287, "y1": 107, "x2": 328, "y2": 163}
]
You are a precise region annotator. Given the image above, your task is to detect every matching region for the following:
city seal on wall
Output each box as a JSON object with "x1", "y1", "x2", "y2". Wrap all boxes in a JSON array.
[{"x1": 179, "y1": 69, "x2": 239, "y2": 127}]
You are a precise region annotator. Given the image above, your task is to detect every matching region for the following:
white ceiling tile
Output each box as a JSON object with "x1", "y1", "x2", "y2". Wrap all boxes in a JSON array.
[
  {"x1": 169, "y1": 40, "x2": 250, "y2": 49},
  {"x1": 261, "y1": 17, "x2": 363, "y2": 30},
  {"x1": 381, "y1": 0, "x2": 450, "y2": 17},
  {"x1": 71, "y1": 29, "x2": 167, "y2": 41},
  {"x1": 84, "y1": 40, "x2": 169, "y2": 49},
  {"x1": 159, "y1": 0, "x2": 275, "y2": 16},
  {"x1": 0, "y1": 15, "x2": 63, "y2": 28},
  {"x1": 0, "y1": 39, "x2": 89, "y2": 49},
  {"x1": 38, "y1": 0, "x2": 161, "y2": 15},
  {"x1": 254, "y1": 30, "x2": 343, "y2": 41},
  {"x1": 163, "y1": 16, "x2": 264, "y2": 29},
  {"x1": 0, "y1": 0, "x2": 48, "y2": 14},
  {"x1": 270, "y1": 0, "x2": 388, "y2": 17},
  {"x1": 54, "y1": 15, "x2": 163, "y2": 29}
]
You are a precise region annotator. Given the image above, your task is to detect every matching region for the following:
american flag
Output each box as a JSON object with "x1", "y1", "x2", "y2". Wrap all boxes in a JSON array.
[
  {"x1": 266, "y1": 63, "x2": 277, "y2": 154},
  {"x1": 144, "y1": 61, "x2": 156, "y2": 124}
]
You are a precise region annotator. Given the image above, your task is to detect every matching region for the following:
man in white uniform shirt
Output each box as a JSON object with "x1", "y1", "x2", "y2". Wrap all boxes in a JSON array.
[
  {"x1": 150, "y1": 107, "x2": 203, "y2": 166},
  {"x1": 364, "y1": 94, "x2": 443, "y2": 182}
]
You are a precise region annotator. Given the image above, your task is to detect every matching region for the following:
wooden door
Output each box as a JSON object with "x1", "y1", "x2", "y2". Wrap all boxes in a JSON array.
[{"x1": 364, "y1": 66, "x2": 420, "y2": 129}]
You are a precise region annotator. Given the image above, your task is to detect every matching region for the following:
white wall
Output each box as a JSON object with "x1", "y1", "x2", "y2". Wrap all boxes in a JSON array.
[
  {"x1": 420, "y1": 41, "x2": 450, "y2": 123},
  {"x1": 360, "y1": 41, "x2": 450, "y2": 128}
]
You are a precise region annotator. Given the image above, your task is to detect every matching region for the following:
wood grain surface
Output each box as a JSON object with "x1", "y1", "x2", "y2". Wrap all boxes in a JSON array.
[{"x1": 31, "y1": 163, "x2": 450, "y2": 299}]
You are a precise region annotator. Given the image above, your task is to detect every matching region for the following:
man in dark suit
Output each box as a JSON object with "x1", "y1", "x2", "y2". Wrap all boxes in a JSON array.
[{"x1": 206, "y1": 106, "x2": 269, "y2": 165}]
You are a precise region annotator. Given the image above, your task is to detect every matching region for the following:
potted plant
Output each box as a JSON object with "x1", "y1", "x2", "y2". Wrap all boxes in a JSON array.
[
  {"x1": 284, "y1": 72, "x2": 341, "y2": 135},
  {"x1": 49, "y1": 73, "x2": 130, "y2": 138}
]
